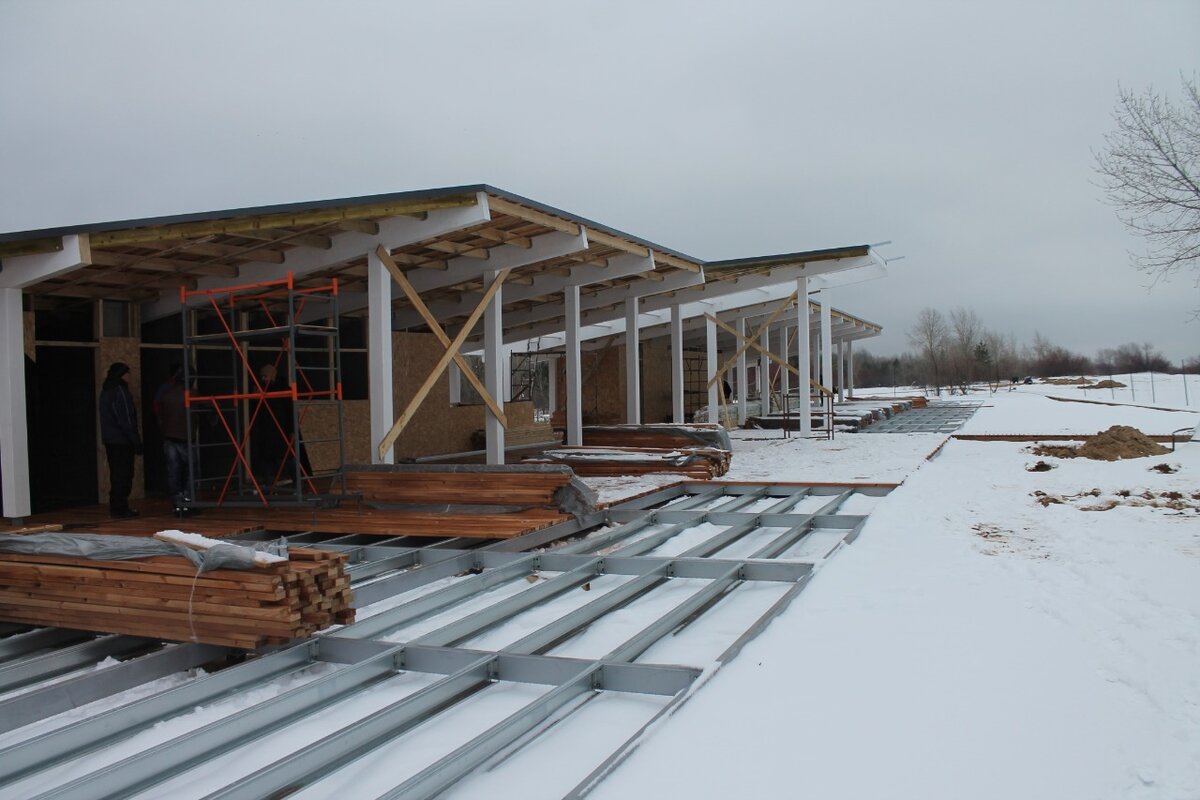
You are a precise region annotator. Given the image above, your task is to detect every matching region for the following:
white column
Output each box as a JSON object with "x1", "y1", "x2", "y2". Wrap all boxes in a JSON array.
[
  {"x1": 819, "y1": 289, "x2": 833, "y2": 395},
  {"x1": 547, "y1": 355, "x2": 557, "y2": 414},
  {"x1": 624, "y1": 297, "x2": 641, "y2": 424},
  {"x1": 779, "y1": 325, "x2": 790, "y2": 397},
  {"x1": 736, "y1": 317, "x2": 748, "y2": 426},
  {"x1": 565, "y1": 286, "x2": 583, "y2": 446},
  {"x1": 670, "y1": 304, "x2": 684, "y2": 424},
  {"x1": 483, "y1": 272, "x2": 505, "y2": 464},
  {"x1": 448, "y1": 361, "x2": 462, "y2": 405},
  {"x1": 759, "y1": 325, "x2": 771, "y2": 412},
  {"x1": 367, "y1": 250, "x2": 394, "y2": 464},
  {"x1": 502, "y1": 347, "x2": 513, "y2": 402},
  {"x1": 795, "y1": 279, "x2": 811, "y2": 437},
  {"x1": 0, "y1": 289, "x2": 30, "y2": 519},
  {"x1": 836, "y1": 339, "x2": 846, "y2": 402},
  {"x1": 847, "y1": 339, "x2": 855, "y2": 398},
  {"x1": 706, "y1": 315, "x2": 719, "y2": 423}
]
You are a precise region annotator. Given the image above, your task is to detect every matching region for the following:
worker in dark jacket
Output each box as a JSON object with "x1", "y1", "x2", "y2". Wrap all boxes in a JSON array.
[
  {"x1": 98, "y1": 362, "x2": 142, "y2": 518},
  {"x1": 154, "y1": 364, "x2": 192, "y2": 514}
]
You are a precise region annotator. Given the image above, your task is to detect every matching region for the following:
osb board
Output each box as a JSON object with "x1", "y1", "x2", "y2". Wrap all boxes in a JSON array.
[
  {"x1": 391, "y1": 331, "x2": 477, "y2": 458},
  {"x1": 552, "y1": 340, "x2": 682, "y2": 425},
  {"x1": 301, "y1": 401, "x2": 370, "y2": 471},
  {"x1": 96, "y1": 337, "x2": 144, "y2": 502}
]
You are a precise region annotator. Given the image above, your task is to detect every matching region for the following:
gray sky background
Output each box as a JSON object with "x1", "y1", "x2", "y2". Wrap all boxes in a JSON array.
[{"x1": 2, "y1": 0, "x2": 1198, "y2": 360}]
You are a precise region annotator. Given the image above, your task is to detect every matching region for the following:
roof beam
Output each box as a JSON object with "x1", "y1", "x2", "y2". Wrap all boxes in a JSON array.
[
  {"x1": 0, "y1": 235, "x2": 91, "y2": 290},
  {"x1": 141, "y1": 193, "x2": 493, "y2": 321},
  {"x1": 392, "y1": 252, "x2": 653, "y2": 329}
]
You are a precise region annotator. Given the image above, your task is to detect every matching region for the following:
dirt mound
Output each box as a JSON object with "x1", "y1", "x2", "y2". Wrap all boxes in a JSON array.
[
  {"x1": 1032, "y1": 426, "x2": 1170, "y2": 461},
  {"x1": 1041, "y1": 376, "x2": 1092, "y2": 385},
  {"x1": 1082, "y1": 379, "x2": 1126, "y2": 390}
]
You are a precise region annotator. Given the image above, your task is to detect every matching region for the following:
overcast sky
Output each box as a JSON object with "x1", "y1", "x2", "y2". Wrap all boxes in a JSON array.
[{"x1": 2, "y1": 0, "x2": 1198, "y2": 360}]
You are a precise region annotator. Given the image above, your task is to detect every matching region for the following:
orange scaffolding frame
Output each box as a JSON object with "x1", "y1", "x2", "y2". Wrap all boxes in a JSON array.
[{"x1": 181, "y1": 273, "x2": 348, "y2": 507}]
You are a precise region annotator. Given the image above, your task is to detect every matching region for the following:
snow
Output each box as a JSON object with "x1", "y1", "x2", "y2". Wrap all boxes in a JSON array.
[
  {"x1": 8, "y1": 380, "x2": 1199, "y2": 798},
  {"x1": 588, "y1": 391, "x2": 1200, "y2": 800}
]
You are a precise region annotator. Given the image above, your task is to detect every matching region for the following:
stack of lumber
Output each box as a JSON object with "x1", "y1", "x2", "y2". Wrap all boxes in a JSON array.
[
  {"x1": 0, "y1": 547, "x2": 354, "y2": 649},
  {"x1": 581, "y1": 423, "x2": 732, "y2": 452},
  {"x1": 525, "y1": 445, "x2": 731, "y2": 479},
  {"x1": 346, "y1": 468, "x2": 575, "y2": 508}
]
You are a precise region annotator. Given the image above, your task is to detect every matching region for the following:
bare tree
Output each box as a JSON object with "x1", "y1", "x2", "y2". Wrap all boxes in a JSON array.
[
  {"x1": 908, "y1": 308, "x2": 949, "y2": 394},
  {"x1": 1095, "y1": 74, "x2": 1200, "y2": 298},
  {"x1": 948, "y1": 307, "x2": 983, "y2": 391}
]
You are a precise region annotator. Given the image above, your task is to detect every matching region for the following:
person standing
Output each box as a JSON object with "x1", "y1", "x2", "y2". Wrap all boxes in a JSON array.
[
  {"x1": 99, "y1": 362, "x2": 142, "y2": 518},
  {"x1": 154, "y1": 364, "x2": 193, "y2": 515}
]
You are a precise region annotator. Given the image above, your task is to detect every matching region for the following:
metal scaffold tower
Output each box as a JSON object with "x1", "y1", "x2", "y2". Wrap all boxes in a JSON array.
[{"x1": 181, "y1": 274, "x2": 348, "y2": 507}]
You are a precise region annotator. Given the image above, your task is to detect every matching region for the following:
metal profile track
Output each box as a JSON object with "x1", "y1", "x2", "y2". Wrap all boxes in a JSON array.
[{"x1": 1, "y1": 480, "x2": 891, "y2": 800}]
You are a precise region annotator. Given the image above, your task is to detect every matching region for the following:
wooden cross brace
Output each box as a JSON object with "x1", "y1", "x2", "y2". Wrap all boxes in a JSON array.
[
  {"x1": 375, "y1": 244, "x2": 510, "y2": 461},
  {"x1": 705, "y1": 307, "x2": 832, "y2": 397}
]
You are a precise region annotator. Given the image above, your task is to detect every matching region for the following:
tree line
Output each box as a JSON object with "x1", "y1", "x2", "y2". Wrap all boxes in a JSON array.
[{"x1": 851, "y1": 306, "x2": 1197, "y2": 392}]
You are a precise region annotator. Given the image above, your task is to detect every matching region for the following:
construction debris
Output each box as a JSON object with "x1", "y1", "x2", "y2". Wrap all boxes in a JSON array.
[{"x1": 0, "y1": 534, "x2": 353, "y2": 649}]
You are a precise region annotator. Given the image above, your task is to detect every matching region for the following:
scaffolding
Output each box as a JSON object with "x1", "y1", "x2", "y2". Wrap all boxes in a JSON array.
[{"x1": 181, "y1": 274, "x2": 348, "y2": 507}]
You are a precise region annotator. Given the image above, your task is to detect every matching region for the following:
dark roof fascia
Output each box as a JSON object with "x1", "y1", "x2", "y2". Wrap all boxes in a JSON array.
[{"x1": 704, "y1": 245, "x2": 873, "y2": 272}]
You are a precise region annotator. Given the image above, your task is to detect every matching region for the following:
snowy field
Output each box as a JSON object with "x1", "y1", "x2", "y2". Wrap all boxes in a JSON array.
[
  {"x1": 589, "y1": 377, "x2": 1200, "y2": 800},
  {"x1": 3, "y1": 378, "x2": 1198, "y2": 798}
]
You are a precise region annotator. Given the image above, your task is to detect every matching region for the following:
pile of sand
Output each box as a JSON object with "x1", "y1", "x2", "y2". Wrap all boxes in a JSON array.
[
  {"x1": 1032, "y1": 425, "x2": 1170, "y2": 461},
  {"x1": 1082, "y1": 379, "x2": 1127, "y2": 390},
  {"x1": 1041, "y1": 377, "x2": 1092, "y2": 385}
]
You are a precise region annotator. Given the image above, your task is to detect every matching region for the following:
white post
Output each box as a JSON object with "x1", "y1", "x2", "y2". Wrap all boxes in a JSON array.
[
  {"x1": 819, "y1": 289, "x2": 833, "y2": 395},
  {"x1": 847, "y1": 339, "x2": 855, "y2": 398},
  {"x1": 367, "y1": 249, "x2": 394, "y2": 464},
  {"x1": 0, "y1": 288, "x2": 30, "y2": 519},
  {"x1": 836, "y1": 339, "x2": 845, "y2": 402},
  {"x1": 759, "y1": 325, "x2": 771, "y2": 413},
  {"x1": 706, "y1": 315, "x2": 719, "y2": 423},
  {"x1": 502, "y1": 347, "x2": 513, "y2": 402},
  {"x1": 779, "y1": 324, "x2": 790, "y2": 397},
  {"x1": 624, "y1": 297, "x2": 641, "y2": 424},
  {"x1": 736, "y1": 317, "x2": 748, "y2": 426},
  {"x1": 795, "y1": 278, "x2": 811, "y2": 437},
  {"x1": 565, "y1": 285, "x2": 583, "y2": 446},
  {"x1": 670, "y1": 304, "x2": 684, "y2": 423},
  {"x1": 546, "y1": 355, "x2": 557, "y2": 414},
  {"x1": 448, "y1": 361, "x2": 462, "y2": 405},
  {"x1": 483, "y1": 272, "x2": 505, "y2": 464}
]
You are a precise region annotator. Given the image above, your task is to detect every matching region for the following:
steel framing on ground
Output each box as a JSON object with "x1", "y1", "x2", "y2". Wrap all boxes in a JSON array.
[
  {"x1": 863, "y1": 401, "x2": 983, "y2": 433},
  {"x1": 0, "y1": 480, "x2": 891, "y2": 800}
]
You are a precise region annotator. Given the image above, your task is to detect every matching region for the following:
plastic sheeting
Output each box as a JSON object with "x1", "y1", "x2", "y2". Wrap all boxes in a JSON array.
[{"x1": 0, "y1": 532, "x2": 288, "y2": 573}]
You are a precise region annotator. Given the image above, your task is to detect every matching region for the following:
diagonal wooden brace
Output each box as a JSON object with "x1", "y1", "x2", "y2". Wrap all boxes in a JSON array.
[
  {"x1": 707, "y1": 292, "x2": 797, "y2": 387},
  {"x1": 375, "y1": 245, "x2": 509, "y2": 428},
  {"x1": 707, "y1": 312, "x2": 832, "y2": 397},
  {"x1": 376, "y1": 254, "x2": 511, "y2": 460}
]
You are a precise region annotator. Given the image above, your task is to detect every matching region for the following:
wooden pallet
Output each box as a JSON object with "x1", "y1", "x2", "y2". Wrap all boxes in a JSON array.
[
  {"x1": 526, "y1": 446, "x2": 731, "y2": 479},
  {"x1": 0, "y1": 547, "x2": 353, "y2": 649}
]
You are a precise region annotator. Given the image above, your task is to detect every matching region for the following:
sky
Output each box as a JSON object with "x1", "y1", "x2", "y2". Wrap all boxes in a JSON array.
[{"x1": 1, "y1": 0, "x2": 1198, "y2": 360}]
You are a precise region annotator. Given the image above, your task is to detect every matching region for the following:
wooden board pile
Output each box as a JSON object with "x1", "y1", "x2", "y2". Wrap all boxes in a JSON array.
[
  {"x1": 526, "y1": 445, "x2": 731, "y2": 479},
  {"x1": 345, "y1": 468, "x2": 577, "y2": 507},
  {"x1": 581, "y1": 423, "x2": 731, "y2": 451},
  {"x1": 0, "y1": 547, "x2": 354, "y2": 649}
]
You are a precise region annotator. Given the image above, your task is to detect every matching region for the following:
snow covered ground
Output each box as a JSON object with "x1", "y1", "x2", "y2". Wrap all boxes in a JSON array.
[
  {"x1": 3, "y1": 381, "x2": 1198, "y2": 798},
  {"x1": 589, "y1": 380, "x2": 1200, "y2": 800}
]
